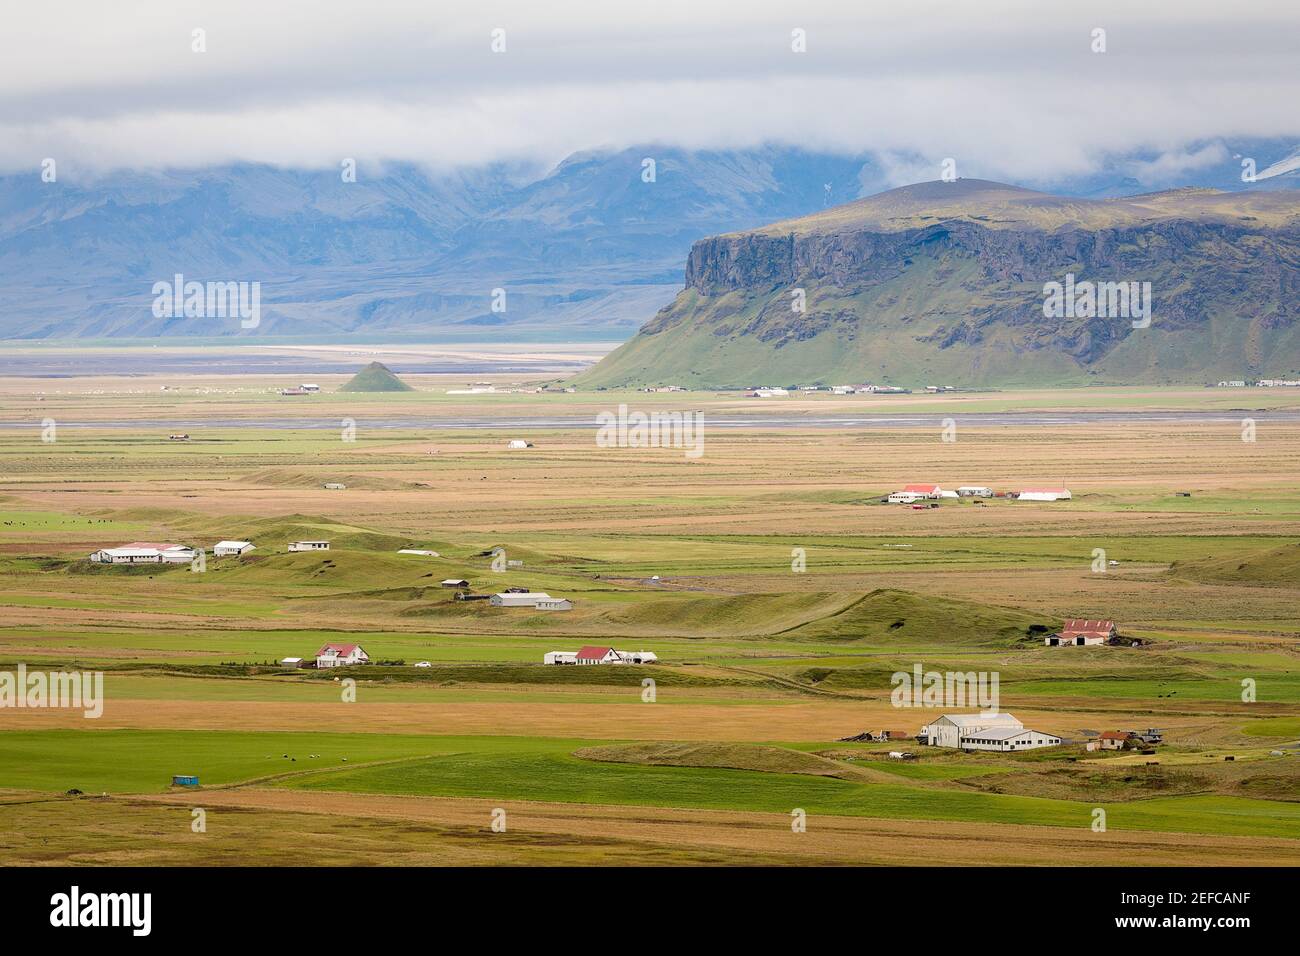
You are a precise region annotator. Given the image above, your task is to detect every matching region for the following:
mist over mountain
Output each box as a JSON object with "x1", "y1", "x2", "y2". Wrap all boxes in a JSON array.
[{"x1": 1, "y1": 139, "x2": 1297, "y2": 343}]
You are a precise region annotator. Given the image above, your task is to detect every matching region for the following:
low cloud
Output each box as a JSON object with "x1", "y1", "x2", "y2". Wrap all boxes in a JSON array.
[{"x1": 2, "y1": 0, "x2": 1297, "y2": 182}]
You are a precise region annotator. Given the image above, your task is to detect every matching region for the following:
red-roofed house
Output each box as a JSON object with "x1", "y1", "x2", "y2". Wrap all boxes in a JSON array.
[
  {"x1": 574, "y1": 645, "x2": 622, "y2": 666},
  {"x1": 316, "y1": 642, "x2": 370, "y2": 668},
  {"x1": 1046, "y1": 619, "x2": 1117, "y2": 646}
]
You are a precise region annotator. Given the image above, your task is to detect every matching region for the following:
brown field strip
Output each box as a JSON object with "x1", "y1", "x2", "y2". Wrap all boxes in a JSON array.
[
  {"x1": 134, "y1": 789, "x2": 1300, "y2": 866},
  {"x1": 0, "y1": 697, "x2": 1260, "y2": 743}
]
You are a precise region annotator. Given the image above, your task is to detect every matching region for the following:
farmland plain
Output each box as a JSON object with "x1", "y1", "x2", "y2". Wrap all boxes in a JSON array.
[{"x1": 0, "y1": 367, "x2": 1297, "y2": 866}]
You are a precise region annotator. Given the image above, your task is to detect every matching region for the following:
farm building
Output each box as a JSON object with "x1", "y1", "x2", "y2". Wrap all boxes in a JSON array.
[
  {"x1": 315, "y1": 643, "x2": 369, "y2": 668},
  {"x1": 956, "y1": 486, "x2": 993, "y2": 497},
  {"x1": 89, "y1": 542, "x2": 195, "y2": 564},
  {"x1": 213, "y1": 540, "x2": 255, "y2": 556},
  {"x1": 920, "y1": 713, "x2": 1023, "y2": 748},
  {"x1": 903, "y1": 483, "x2": 943, "y2": 498},
  {"x1": 1097, "y1": 731, "x2": 1133, "y2": 750},
  {"x1": 279, "y1": 657, "x2": 305, "y2": 668},
  {"x1": 441, "y1": 578, "x2": 470, "y2": 587},
  {"x1": 300, "y1": 383, "x2": 320, "y2": 392},
  {"x1": 1046, "y1": 619, "x2": 1117, "y2": 646},
  {"x1": 506, "y1": 439, "x2": 532, "y2": 449},
  {"x1": 168, "y1": 433, "x2": 190, "y2": 441},
  {"x1": 575, "y1": 646, "x2": 623, "y2": 665},
  {"x1": 288, "y1": 540, "x2": 330, "y2": 552},
  {"x1": 959, "y1": 727, "x2": 1062, "y2": 752},
  {"x1": 323, "y1": 483, "x2": 347, "y2": 490},
  {"x1": 622, "y1": 650, "x2": 657, "y2": 663},
  {"x1": 490, "y1": 592, "x2": 558, "y2": 607},
  {"x1": 171, "y1": 775, "x2": 200, "y2": 787},
  {"x1": 535, "y1": 597, "x2": 574, "y2": 611},
  {"x1": 398, "y1": 549, "x2": 440, "y2": 556},
  {"x1": 1017, "y1": 487, "x2": 1072, "y2": 501},
  {"x1": 543, "y1": 651, "x2": 578, "y2": 665}
]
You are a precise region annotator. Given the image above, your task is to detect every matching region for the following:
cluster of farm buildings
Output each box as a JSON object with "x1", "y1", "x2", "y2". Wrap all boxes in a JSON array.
[
  {"x1": 542, "y1": 646, "x2": 657, "y2": 665},
  {"x1": 914, "y1": 712, "x2": 1161, "y2": 753},
  {"x1": 89, "y1": 540, "x2": 257, "y2": 563},
  {"x1": 885, "y1": 483, "x2": 1071, "y2": 504}
]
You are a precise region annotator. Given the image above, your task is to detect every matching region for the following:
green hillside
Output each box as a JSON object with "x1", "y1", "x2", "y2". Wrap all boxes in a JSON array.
[{"x1": 576, "y1": 180, "x2": 1300, "y2": 389}]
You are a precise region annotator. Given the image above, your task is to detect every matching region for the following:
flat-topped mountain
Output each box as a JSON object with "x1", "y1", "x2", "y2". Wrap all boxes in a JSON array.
[{"x1": 577, "y1": 180, "x2": 1300, "y2": 388}]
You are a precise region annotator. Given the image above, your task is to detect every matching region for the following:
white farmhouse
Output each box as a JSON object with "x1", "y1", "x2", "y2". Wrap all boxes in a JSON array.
[
  {"x1": 315, "y1": 642, "x2": 369, "y2": 668},
  {"x1": 288, "y1": 540, "x2": 329, "y2": 552},
  {"x1": 213, "y1": 540, "x2": 255, "y2": 556},
  {"x1": 575, "y1": 645, "x2": 623, "y2": 665},
  {"x1": 543, "y1": 651, "x2": 578, "y2": 665}
]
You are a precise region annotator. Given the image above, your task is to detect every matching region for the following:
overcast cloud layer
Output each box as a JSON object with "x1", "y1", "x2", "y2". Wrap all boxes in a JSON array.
[{"x1": 2, "y1": 0, "x2": 1298, "y2": 183}]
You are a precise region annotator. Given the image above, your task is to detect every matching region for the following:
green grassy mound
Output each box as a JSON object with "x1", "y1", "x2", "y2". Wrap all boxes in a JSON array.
[{"x1": 339, "y1": 361, "x2": 414, "y2": 392}]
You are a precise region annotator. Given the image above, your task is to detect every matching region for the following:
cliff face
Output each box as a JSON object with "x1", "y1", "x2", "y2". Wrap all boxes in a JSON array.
[{"x1": 580, "y1": 181, "x2": 1300, "y2": 388}]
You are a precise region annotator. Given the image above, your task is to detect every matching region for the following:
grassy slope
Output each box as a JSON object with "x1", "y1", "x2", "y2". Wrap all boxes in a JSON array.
[{"x1": 575, "y1": 182, "x2": 1300, "y2": 389}]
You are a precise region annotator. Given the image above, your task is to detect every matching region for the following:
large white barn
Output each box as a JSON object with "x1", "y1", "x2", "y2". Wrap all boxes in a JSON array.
[
  {"x1": 921, "y1": 713, "x2": 1023, "y2": 748},
  {"x1": 920, "y1": 713, "x2": 1062, "y2": 752}
]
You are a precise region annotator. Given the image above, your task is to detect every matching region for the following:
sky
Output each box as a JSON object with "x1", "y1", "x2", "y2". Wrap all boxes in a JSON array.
[{"x1": 2, "y1": 0, "x2": 1298, "y2": 183}]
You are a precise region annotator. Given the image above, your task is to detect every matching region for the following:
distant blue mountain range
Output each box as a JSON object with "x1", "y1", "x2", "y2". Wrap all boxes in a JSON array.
[{"x1": 1, "y1": 139, "x2": 1296, "y2": 341}]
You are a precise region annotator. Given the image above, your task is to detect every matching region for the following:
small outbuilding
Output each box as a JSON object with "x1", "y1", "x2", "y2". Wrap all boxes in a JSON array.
[
  {"x1": 213, "y1": 540, "x2": 255, "y2": 557},
  {"x1": 535, "y1": 597, "x2": 574, "y2": 611},
  {"x1": 441, "y1": 578, "x2": 470, "y2": 588}
]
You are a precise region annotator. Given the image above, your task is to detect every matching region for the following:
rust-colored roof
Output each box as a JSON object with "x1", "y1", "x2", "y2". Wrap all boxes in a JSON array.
[
  {"x1": 1063, "y1": 619, "x2": 1115, "y2": 634},
  {"x1": 901, "y1": 484, "x2": 940, "y2": 493},
  {"x1": 575, "y1": 645, "x2": 613, "y2": 660},
  {"x1": 317, "y1": 643, "x2": 359, "y2": 656}
]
